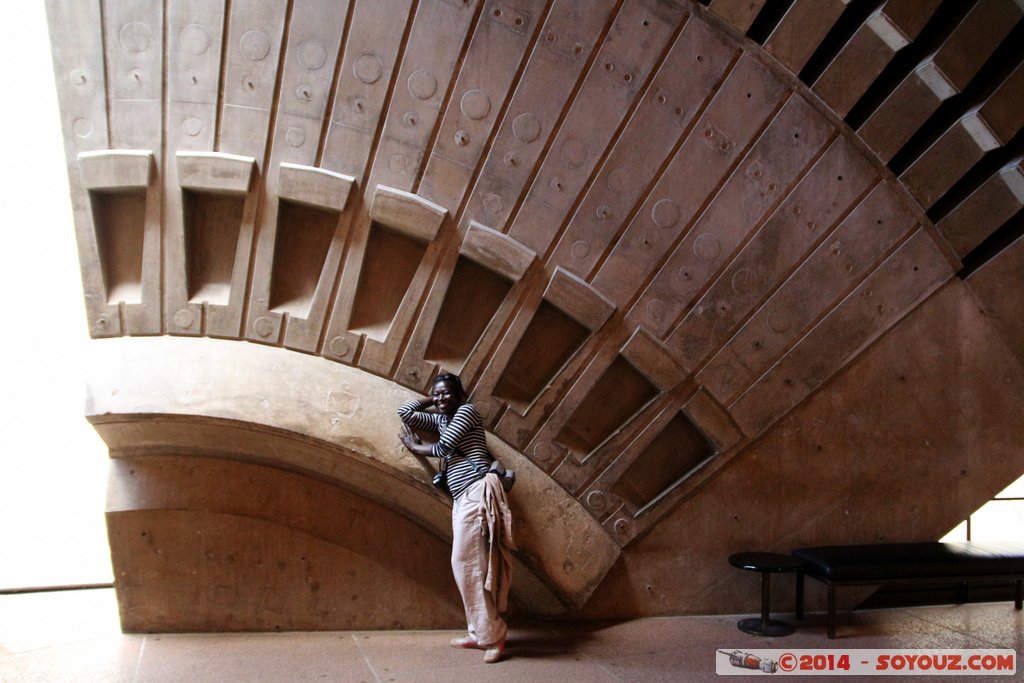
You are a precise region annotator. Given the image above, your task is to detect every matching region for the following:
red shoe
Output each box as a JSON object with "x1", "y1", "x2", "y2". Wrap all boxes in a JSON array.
[
  {"x1": 449, "y1": 635, "x2": 482, "y2": 649},
  {"x1": 483, "y1": 637, "x2": 505, "y2": 663}
]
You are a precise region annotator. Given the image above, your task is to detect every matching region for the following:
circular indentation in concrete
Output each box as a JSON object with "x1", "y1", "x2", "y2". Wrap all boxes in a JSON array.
[
  {"x1": 560, "y1": 138, "x2": 588, "y2": 168},
  {"x1": 766, "y1": 308, "x2": 792, "y2": 334},
  {"x1": 329, "y1": 336, "x2": 350, "y2": 357},
  {"x1": 693, "y1": 233, "x2": 721, "y2": 261},
  {"x1": 388, "y1": 154, "x2": 408, "y2": 173},
  {"x1": 408, "y1": 69, "x2": 437, "y2": 100},
  {"x1": 182, "y1": 116, "x2": 203, "y2": 136},
  {"x1": 119, "y1": 22, "x2": 152, "y2": 53},
  {"x1": 454, "y1": 130, "x2": 470, "y2": 146},
  {"x1": 173, "y1": 308, "x2": 195, "y2": 329},
  {"x1": 353, "y1": 52, "x2": 384, "y2": 83},
  {"x1": 731, "y1": 268, "x2": 756, "y2": 294},
  {"x1": 254, "y1": 317, "x2": 275, "y2": 338},
  {"x1": 613, "y1": 518, "x2": 630, "y2": 536},
  {"x1": 607, "y1": 167, "x2": 632, "y2": 193},
  {"x1": 298, "y1": 40, "x2": 328, "y2": 70},
  {"x1": 180, "y1": 24, "x2": 211, "y2": 55},
  {"x1": 512, "y1": 112, "x2": 541, "y2": 142},
  {"x1": 94, "y1": 314, "x2": 110, "y2": 331},
  {"x1": 460, "y1": 89, "x2": 491, "y2": 120},
  {"x1": 240, "y1": 30, "x2": 271, "y2": 61},
  {"x1": 349, "y1": 95, "x2": 366, "y2": 114},
  {"x1": 596, "y1": 205, "x2": 611, "y2": 219},
  {"x1": 72, "y1": 118, "x2": 94, "y2": 138},
  {"x1": 71, "y1": 69, "x2": 88, "y2": 86},
  {"x1": 571, "y1": 240, "x2": 590, "y2": 259},
  {"x1": 483, "y1": 193, "x2": 503, "y2": 214},
  {"x1": 651, "y1": 198, "x2": 680, "y2": 228},
  {"x1": 550, "y1": 176, "x2": 566, "y2": 192},
  {"x1": 241, "y1": 74, "x2": 257, "y2": 91},
  {"x1": 586, "y1": 490, "x2": 608, "y2": 512},
  {"x1": 503, "y1": 152, "x2": 518, "y2": 167},
  {"x1": 533, "y1": 441, "x2": 554, "y2": 463},
  {"x1": 646, "y1": 298, "x2": 667, "y2": 321},
  {"x1": 285, "y1": 127, "x2": 305, "y2": 147}
]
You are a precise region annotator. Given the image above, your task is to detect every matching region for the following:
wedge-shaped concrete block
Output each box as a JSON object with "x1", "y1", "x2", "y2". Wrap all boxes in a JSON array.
[
  {"x1": 545, "y1": 267, "x2": 615, "y2": 332},
  {"x1": 78, "y1": 149, "x2": 153, "y2": 190},
  {"x1": 859, "y1": 0, "x2": 1022, "y2": 162},
  {"x1": 709, "y1": 0, "x2": 767, "y2": 33},
  {"x1": 620, "y1": 327, "x2": 686, "y2": 392},
  {"x1": 901, "y1": 109, "x2": 1001, "y2": 209},
  {"x1": 277, "y1": 162, "x2": 355, "y2": 212},
  {"x1": 764, "y1": 0, "x2": 850, "y2": 75},
  {"x1": 369, "y1": 184, "x2": 447, "y2": 242},
  {"x1": 460, "y1": 221, "x2": 536, "y2": 282},
  {"x1": 811, "y1": 1, "x2": 934, "y2": 118},
  {"x1": 177, "y1": 151, "x2": 255, "y2": 194},
  {"x1": 938, "y1": 158, "x2": 1024, "y2": 258}
]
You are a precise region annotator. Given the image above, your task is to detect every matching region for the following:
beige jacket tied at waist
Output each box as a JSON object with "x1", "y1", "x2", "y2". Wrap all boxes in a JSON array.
[{"x1": 480, "y1": 473, "x2": 515, "y2": 612}]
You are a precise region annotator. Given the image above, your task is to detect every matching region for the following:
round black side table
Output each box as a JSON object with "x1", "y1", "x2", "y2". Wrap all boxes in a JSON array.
[{"x1": 729, "y1": 552, "x2": 804, "y2": 637}]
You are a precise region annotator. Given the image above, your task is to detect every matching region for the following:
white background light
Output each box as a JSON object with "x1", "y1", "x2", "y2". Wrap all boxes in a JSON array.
[{"x1": 0, "y1": 3, "x2": 111, "y2": 589}]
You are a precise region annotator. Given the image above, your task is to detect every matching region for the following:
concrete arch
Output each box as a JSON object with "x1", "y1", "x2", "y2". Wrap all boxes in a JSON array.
[{"x1": 87, "y1": 337, "x2": 620, "y2": 626}]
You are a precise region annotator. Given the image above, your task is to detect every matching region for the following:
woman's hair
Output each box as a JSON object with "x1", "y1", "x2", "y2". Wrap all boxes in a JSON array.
[{"x1": 433, "y1": 372, "x2": 468, "y2": 401}]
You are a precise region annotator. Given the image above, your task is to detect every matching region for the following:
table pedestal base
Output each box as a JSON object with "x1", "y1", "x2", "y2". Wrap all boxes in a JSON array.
[{"x1": 737, "y1": 617, "x2": 794, "y2": 637}]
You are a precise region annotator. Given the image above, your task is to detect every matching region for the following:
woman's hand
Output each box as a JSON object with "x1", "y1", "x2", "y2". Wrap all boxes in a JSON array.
[{"x1": 399, "y1": 423, "x2": 432, "y2": 457}]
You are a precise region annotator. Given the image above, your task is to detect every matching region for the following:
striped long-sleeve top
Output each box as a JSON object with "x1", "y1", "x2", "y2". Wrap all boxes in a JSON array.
[{"x1": 397, "y1": 399, "x2": 494, "y2": 499}]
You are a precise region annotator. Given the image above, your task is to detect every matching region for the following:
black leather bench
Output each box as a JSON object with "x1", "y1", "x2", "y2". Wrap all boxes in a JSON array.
[{"x1": 792, "y1": 541, "x2": 1024, "y2": 638}]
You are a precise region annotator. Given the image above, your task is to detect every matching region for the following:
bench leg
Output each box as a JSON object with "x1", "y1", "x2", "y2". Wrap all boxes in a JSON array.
[
  {"x1": 1016, "y1": 579, "x2": 1022, "y2": 610},
  {"x1": 796, "y1": 571, "x2": 804, "y2": 620},
  {"x1": 827, "y1": 582, "x2": 836, "y2": 639},
  {"x1": 760, "y1": 571, "x2": 771, "y2": 626}
]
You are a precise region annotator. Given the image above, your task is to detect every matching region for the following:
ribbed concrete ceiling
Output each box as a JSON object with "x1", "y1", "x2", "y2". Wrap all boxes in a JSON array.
[{"x1": 48, "y1": 0, "x2": 1023, "y2": 549}]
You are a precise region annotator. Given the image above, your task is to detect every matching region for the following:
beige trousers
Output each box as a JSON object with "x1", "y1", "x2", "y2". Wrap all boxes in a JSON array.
[{"x1": 451, "y1": 475, "x2": 509, "y2": 646}]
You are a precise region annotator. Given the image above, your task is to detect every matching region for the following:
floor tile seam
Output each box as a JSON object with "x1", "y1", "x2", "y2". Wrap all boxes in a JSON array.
[
  {"x1": 132, "y1": 635, "x2": 147, "y2": 683},
  {"x1": 571, "y1": 647, "x2": 633, "y2": 682},
  {"x1": 903, "y1": 609, "x2": 1018, "y2": 650},
  {"x1": 583, "y1": 641, "x2": 725, "y2": 664},
  {"x1": 0, "y1": 632, "x2": 129, "y2": 658},
  {"x1": 350, "y1": 632, "x2": 383, "y2": 683}
]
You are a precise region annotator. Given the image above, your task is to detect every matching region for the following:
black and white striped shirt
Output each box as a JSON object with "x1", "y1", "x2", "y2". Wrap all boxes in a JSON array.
[{"x1": 397, "y1": 400, "x2": 493, "y2": 499}]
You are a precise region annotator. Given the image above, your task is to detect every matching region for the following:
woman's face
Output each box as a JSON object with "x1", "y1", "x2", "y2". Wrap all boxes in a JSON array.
[{"x1": 432, "y1": 379, "x2": 462, "y2": 416}]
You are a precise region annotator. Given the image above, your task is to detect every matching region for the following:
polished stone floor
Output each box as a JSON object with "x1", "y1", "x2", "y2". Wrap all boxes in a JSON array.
[{"x1": 1, "y1": 588, "x2": 1020, "y2": 682}]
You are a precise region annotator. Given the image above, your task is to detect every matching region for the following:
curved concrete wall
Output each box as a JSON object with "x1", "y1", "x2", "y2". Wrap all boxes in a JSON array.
[{"x1": 46, "y1": 0, "x2": 1024, "y2": 628}]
